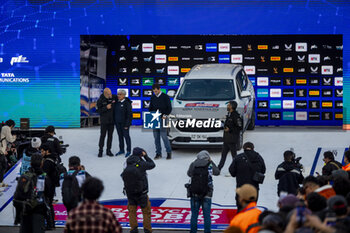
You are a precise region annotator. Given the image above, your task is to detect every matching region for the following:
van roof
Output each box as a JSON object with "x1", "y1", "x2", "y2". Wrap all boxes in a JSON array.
[{"x1": 185, "y1": 64, "x2": 242, "y2": 79}]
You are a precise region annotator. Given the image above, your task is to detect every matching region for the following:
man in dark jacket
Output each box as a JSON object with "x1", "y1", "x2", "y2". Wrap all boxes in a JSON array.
[
  {"x1": 97, "y1": 88, "x2": 116, "y2": 157},
  {"x1": 114, "y1": 89, "x2": 133, "y2": 157},
  {"x1": 322, "y1": 151, "x2": 342, "y2": 177},
  {"x1": 41, "y1": 125, "x2": 63, "y2": 160},
  {"x1": 149, "y1": 84, "x2": 172, "y2": 160},
  {"x1": 122, "y1": 147, "x2": 155, "y2": 233},
  {"x1": 187, "y1": 150, "x2": 220, "y2": 233},
  {"x1": 275, "y1": 150, "x2": 304, "y2": 196},
  {"x1": 218, "y1": 101, "x2": 243, "y2": 171},
  {"x1": 229, "y1": 142, "x2": 265, "y2": 209}
]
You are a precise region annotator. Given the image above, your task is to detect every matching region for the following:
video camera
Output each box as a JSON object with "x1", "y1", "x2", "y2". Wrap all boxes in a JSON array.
[{"x1": 290, "y1": 148, "x2": 303, "y2": 170}]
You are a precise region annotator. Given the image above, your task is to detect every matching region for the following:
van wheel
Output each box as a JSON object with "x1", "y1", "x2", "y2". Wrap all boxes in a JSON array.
[
  {"x1": 247, "y1": 108, "x2": 255, "y2": 130},
  {"x1": 236, "y1": 131, "x2": 243, "y2": 151}
]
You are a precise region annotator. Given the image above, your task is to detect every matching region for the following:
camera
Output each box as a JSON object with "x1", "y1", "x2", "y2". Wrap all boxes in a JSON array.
[{"x1": 292, "y1": 156, "x2": 303, "y2": 170}]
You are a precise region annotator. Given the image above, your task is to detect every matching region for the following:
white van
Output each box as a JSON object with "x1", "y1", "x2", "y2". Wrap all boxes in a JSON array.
[{"x1": 167, "y1": 64, "x2": 256, "y2": 149}]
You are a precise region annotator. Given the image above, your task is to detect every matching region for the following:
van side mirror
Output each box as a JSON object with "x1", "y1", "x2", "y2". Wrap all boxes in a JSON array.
[
  {"x1": 240, "y1": 91, "x2": 251, "y2": 98},
  {"x1": 167, "y1": 90, "x2": 176, "y2": 98}
]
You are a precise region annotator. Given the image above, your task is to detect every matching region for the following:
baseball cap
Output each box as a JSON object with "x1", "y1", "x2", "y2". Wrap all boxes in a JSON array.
[
  {"x1": 45, "y1": 125, "x2": 56, "y2": 134},
  {"x1": 236, "y1": 184, "x2": 257, "y2": 202}
]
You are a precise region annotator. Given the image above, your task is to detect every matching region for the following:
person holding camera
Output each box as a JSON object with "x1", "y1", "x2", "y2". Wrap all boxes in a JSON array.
[
  {"x1": 121, "y1": 147, "x2": 155, "y2": 233},
  {"x1": 97, "y1": 88, "x2": 116, "y2": 157},
  {"x1": 275, "y1": 150, "x2": 304, "y2": 196},
  {"x1": 187, "y1": 150, "x2": 220, "y2": 233},
  {"x1": 41, "y1": 125, "x2": 63, "y2": 159},
  {"x1": 0, "y1": 119, "x2": 16, "y2": 187},
  {"x1": 229, "y1": 142, "x2": 265, "y2": 210}
]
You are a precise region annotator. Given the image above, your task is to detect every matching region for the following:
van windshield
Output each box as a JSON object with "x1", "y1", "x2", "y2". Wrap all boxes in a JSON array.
[{"x1": 176, "y1": 79, "x2": 235, "y2": 101}]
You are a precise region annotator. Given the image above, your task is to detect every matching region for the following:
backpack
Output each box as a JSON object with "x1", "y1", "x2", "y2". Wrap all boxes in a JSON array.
[
  {"x1": 62, "y1": 170, "x2": 81, "y2": 211},
  {"x1": 121, "y1": 160, "x2": 144, "y2": 196},
  {"x1": 45, "y1": 158, "x2": 67, "y2": 187},
  {"x1": 13, "y1": 171, "x2": 44, "y2": 215},
  {"x1": 190, "y1": 163, "x2": 209, "y2": 197}
]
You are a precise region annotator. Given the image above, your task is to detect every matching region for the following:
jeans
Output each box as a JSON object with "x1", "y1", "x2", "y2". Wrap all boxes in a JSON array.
[
  {"x1": 153, "y1": 127, "x2": 171, "y2": 154},
  {"x1": 190, "y1": 196, "x2": 212, "y2": 233},
  {"x1": 115, "y1": 123, "x2": 131, "y2": 152}
]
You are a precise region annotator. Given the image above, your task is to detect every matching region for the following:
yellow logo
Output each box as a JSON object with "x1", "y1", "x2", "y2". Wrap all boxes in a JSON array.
[
  {"x1": 309, "y1": 90, "x2": 320, "y2": 96},
  {"x1": 270, "y1": 56, "x2": 281, "y2": 61},
  {"x1": 168, "y1": 57, "x2": 179, "y2": 61},
  {"x1": 322, "y1": 102, "x2": 333, "y2": 108},
  {"x1": 181, "y1": 68, "x2": 191, "y2": 73},
  {"x1": 156, "y1": 45, "x2": 166, "y2": 50},
  {"x1": 283, "y1": 68, "x2": 294, "y2": 73},
  {"x1": 258, "y1": 45, "x2": 268, "y2": 50}
]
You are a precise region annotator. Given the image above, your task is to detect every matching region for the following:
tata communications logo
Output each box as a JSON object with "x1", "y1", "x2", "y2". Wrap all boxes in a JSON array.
[{"x1": 10, "y1": 55, "x2": 29, "y2": 65}]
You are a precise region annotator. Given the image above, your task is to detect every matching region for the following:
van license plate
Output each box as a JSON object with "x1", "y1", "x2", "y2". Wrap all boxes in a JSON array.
[{"x1": 191, "y1": 134, "x2": 207, "y2": 141}]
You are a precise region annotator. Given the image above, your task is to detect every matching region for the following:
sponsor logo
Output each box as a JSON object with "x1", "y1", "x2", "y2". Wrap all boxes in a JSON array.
[
  {"x1": 310, "y1": 44, "x2": 318, "y2": 50},
  {"x1": 143, "y1": 100, "x2": 151, "y2": 108},
  {"x1": 193, "y1": 57, "x2": 204, "y2": 61},
  {"x1": 308, "y1": 54, "x2": 320, "y2": 63},
  {"x1": 118, "y1": 78, "x2": 128, "y2": 85},
  {"x1": 322, "y1": 112, "x2": 333, "y2": 120},
  {"x1": 155, "y1": 54, "x2": 167, "y2": 64},
  {"x1": 272, "y1": 45, "x2": 279, "y2": 49},
  {"x1": 182, "y1": 57, "x2": 191, "y2": 61},
  {"x1": 168, "y1": 77, "x2": 179, "y2": 86},
  {"x1": 218, "y1": 43, "x2": 230, "y2": 52},
  {"x1": 142, "y1": 77, "x2": 153, "y2": 86},
  {"x1": 298, "y1": 68, "x2": 305, "y2": 73},
  {"x1": 169, "y1": 46, "x2": 178, "y2": 49},
  {"x1": 283, "y1": 68, "x2": 294, "y2": 73},
  {"x1": 143, "y1": 89, "x2": 152, "y2": 97},
  {"x1": 257, "y1": 112, "x2": 269, "y2": 120},
  {"x1": 155, "y1": 77, "x2": 166, "y2": 85},
  {"x1": 309, "y1": 90, "x2": 320, "y2": 97},
  {"x1": 283, "y1": 77, "x2": 293, "y2": 86},
  {"x1": 335, "y1": 89, "x2": 343, "y2": 98},
  {"x1": 295, "y1": 42, "x2": 307, "y2": 52},
  {"x1": 195, "y1": 45, "x2": 203, "y2": 50},
  {"x1": 231, "y1": 45, "x2": 242, "y2": 49},
  {"x1": 206, "y1": 43, "x2": 217, "y2": 52},
  {"x1": 257, "y1": 89, "x2": 269, "y2": 98},
  {"x1": 310, "y1": 66, "x2": 318, "y2": 74},
  {"x1": 132, "y1": 112, "x2": 141, "y2": 119},
  {"x1": 260, "y1": 56, "x2": 266, "y2": 62},
  {"x1": 322, "y1": 65, "x2": 333, "y2": 75},
  {"x1": 132, "y1": 68, "x2": 139, "y2": 73},
  {"x1": 244, "y1": 56, "x2": 255, "y2": 60},
  {"x1": 258, "y1": 45, "x2": 268, "y2": 50},
  {"x1": 119, "y1": 57, "x2": 126, "y2": 61},
  {"x1": 231, "y1": 54, "x2": 243, "y2": 63},
  {"x1": 10, "y1": 55, "x2": 29, "y2": 65},
  {"x1": 143, "y1": 110, "x2": 162, "y2": 129},
  {"x1": 257, "y1": 77, "x2": 269, "y2": 86},
  {"x1": 335, "y1": 113, "x2": 343, "y2": 120},
  {"x1": 130, "y1": 89, "x2": 141, "y2": 97},
  {"x1": 323, "y1": 45, "x2": 332, "y2": 49},
  {"x1": 0, "y1": 57, "x2": 2, "y2": 63},
  {"x1": 296, "y1": 112, "x2": 307, "y2": 120},
  {"x1": 270, "y1": 56, "x2": 281, "y2": 61},
  {"x1": 273, "y1": 67, "x2": 278, "y2": 74},
  {"x1": 167, "y1": 66, "x2": 179, "y2": 75},
  {"x1": 119, "y1": 68, "x2": 127, "y2": 73},
  {"x1": 309, "y1": 112, "x2": 320, "y2": 120},
  {"x1": 285, "y1": 56, "x2": 292, "y2": 61},
  {"x1": 145, "y1": 68, "x2": 151, "y2": 73},
  {"x1": 257, "y1": 68, "x2": 268, "y2": 72},
  {"x1": 218, "y1": 54, "x2": 230, "y2": 63},
  {"x1": 1, "y1": 73, "x2": 15, "y2": 78},
  {"x1": 269, "y1": 77, "x2": 281, "y2": 86},
  {"x1": 247, "y1": 44, "x2": 252, "y2": 51},
  {"x1": 180, "y1": 45, "x2": 191, "y2": 49},
  {"x1": 131, "y1": 78, "x2": 141, "y2": 85},
  {"x1": 336, "y1": 45, "x2": 343, "y2": 50},
  {"x1": 132, "y1": 56, "x2": 138, "y2": 62},
  {"x1": 336, "y1": 67, "x2": 343, "y2": 73},
  {"x1": 156, "y1": 45, "x2": 166, "y2": 50},
  {"x1": 296, "y1": 79, "x2": 307, "y2": 85},
  {"x1": 285, "y1": 44, "x2": 292, "y2": 51},
  {"x1": 295, "y1": 101, "x2": 307, "y2": 109},
  {"x1": 156, "y1": 68, "x2": 165, "y2": 74},
  {"x1": 309, "y1": 100, "x2": 320, "y2": 109},
  {"x1": 142, "y1": 43, "x2": 154, "y2": 52},
  {"x1": 283, "y1": 100, "x2": 294, "y2": 109},
  {"x1": 168, "y1": 57, "x2": 178, "y2": 61},
  {"x1": 270, "y1": 88, "x2": 282, "y2": 98},
  {"x1": 296, "y1": 89, "x2": 306, "y2": 97},
  {"x1": 258, "y1": 101, "x2": 268, "y2": 108},
  {"x1": 283, "y1": 89, "x2": 294, "y2": 97},
  {"x1": 249, "y1": 77, "x2": 256, "y2": 86},
  {"x1": 324, "y1": 56, "x2": 331, "y2": 61},
  {"x1": 270, "y1": 100, "x2": 281, "y2": 109},
  {"x1": 144, "y1": 56, "x2": 152, "y2": 62},
  {"x1": 244, "y1": 66, "x2": 255, "y2": 75},
  {"x1": 322, "y1": 89, "x2": 332, "y2": 97},
  {"x1": 271, "y1": 112, "x2": 281, "y2": 120},
  {"x1": 322, "y1": 77, "x2": 332, "y2": 86},
  {"x1": 309, "y1": 77, "x2": 320, "y2": 85},
  {"x1": 131, "y1": 45, "x2": 140, "y2": 51},
  {"x1": 120, "y1": 45, "x2": 126, "y2": 50},
  {"x1": 283, "y1": 112, "x2": 294, "y2": 120},
  {"x1": 297, "y1": 55, "x2": 305, "y2": 62},
  {"x1": 208, "y1": 56, "x2": 216, "y2": 62},
  {"x1": 181, "y1": 68, "x2": 191, "y2": 73},
  {"x1": 335, "y1": 101, "x2": 343, "y2": 108},
  {"x1": 185, "y1": 103, "x2": 219, "y2": 108},
  {"x1": 132, "y1": 100, "x2": 141, "y2": 109}
]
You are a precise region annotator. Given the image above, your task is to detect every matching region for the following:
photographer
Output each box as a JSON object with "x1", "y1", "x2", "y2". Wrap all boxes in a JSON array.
[
  {"x1": 187, "y1": 150, "x2": 220, "y2": 233},
  {"x1": 41, "y1": 125, "x2": 63, "y2": 160},
  {"x1": 0, "y1": 119, "x2": 16, "y2": 187},
  {"x1": 121, "y1": 147, "x2": 155, "y2": 233},
  {"x1": 322, "y1": 151, "x2": 342, "y2": 177},
  {"x1": 275, "y1": 150, "x2": 304, "y2": 196}
]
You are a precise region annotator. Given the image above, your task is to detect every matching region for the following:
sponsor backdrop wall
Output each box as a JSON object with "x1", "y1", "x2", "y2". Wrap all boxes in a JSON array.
[{"x1": 0, "y1": 0, "x2": 349, "y2": 127}]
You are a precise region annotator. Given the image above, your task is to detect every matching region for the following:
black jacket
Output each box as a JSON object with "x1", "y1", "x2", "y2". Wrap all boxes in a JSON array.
[
  {"x1": 96, "y1": 94, "x2": 116, "y2": 124},
  {"x1": 41, "y1": 134, "x2": 63, "y2": 156},
  {"x1": 229, "y1": 150, "x2": 266, "y2": 189},
  {"x1": 275, "y1": 161, "x2": 304, "y2": 196},
  {"x1": 42, "y1": 154, "x2": 58, "y2": 199},
  {"x1": 114, "y1": 97, "x2": 132, "y2": 127},
  {"x1": 149, "y1": 92, "x2": 172, "y2": 116},
  {"x1": 322, "y1": 160, "x2": 342, "y2": 176},
  {"x1": 125, "y1": 154, "x2": 155, "y2": 194},
  {"x1": 223, "y1": 111, "x2": 243, "y2": 144}
]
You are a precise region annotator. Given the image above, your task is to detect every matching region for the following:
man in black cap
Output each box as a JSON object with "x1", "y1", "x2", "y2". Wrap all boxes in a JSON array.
[
  {"x1": 121, "y1": 147, "x2": 155, "y2": 233},
  {"x1": 41, "y1": 125, "x2": 63, "y2": 159},
  {"x1": 218, "y1": 101, "x2": 243, "y2": 171}
]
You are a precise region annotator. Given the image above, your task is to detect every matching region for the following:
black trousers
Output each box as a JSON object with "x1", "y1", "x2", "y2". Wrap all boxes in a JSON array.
[
  {"x1": 218, "y1": 142, "x2": 237, "y2": 170},
  {"x1": 0, "y1": 155, "x2": 7, "y2": 183},
  {"x1": 99, "y1": 123, "x2": 114, "y2": 152},
  {"x1": 20, "y1": 213, "x2": 45, "y2": 233},
  {"x1": 115, "y1": 123, "x2": 131, "y2": 152}
]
